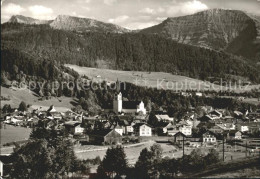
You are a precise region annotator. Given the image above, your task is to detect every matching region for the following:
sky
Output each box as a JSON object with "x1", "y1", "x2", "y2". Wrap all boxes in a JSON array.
[{"x1": 1, "y1": 0, "x2": 260, "y2": 29}]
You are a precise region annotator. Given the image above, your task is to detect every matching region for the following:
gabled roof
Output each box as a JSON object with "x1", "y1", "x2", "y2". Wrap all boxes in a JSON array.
[
  {"x1": 89, "y1": 129, "x2": 120, "y2": 137},
  {"x1": 64, "y1": 121, "x2": 81, "y2": 127},
  {"x1": 155, "y1": 115, "x2": 174, "y2": 121},
  {"x1": 174, "y1": 131, "x2": 186, "y2": 137},
  {"x1": 209, "y1": 110, "x2": 222, "y2": 116},
  {"x1": 47, "y1": 105, "x2": 57, "y2": 113},
  {"x1": 134, "y1": 123, "x2": 152, "y2": 129},
  {"x1": 203, "y1": 130, "x2": 217, "y2": 137},
  {"x1": 122, "y1": 101, "x2": 140, "y2": 109}
]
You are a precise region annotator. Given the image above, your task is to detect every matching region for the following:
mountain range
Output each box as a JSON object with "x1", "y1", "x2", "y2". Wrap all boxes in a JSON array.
[
  {"x1": 9, "y1": 14, "x2": 130, "y2": 33},
  {"x1": 2, "y1": 9, "x2": 260, "y2": 84},
  {"x1": 140, "y1": 9, "x2": 260, "y2": 62}
]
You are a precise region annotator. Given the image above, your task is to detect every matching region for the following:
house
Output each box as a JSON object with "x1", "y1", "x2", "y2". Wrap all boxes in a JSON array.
[
  {"x1": 226, "y1": 130, "x2": 242, "y2": 140},
  {"x1": 217, "y1": 123, "x2": 236, "y2": 131},
  {"x1": 173, "y1": 132, "x2": 186, "y2": 144},
  {"x1": 64, "y1": 121, "x2": 85, "y2": 135},
  {"x1": 209, "y1": 125, "x2": 224, "y2": 134},
  {"x1": 155, "y1": 115, "x2": 174, "y2": 122},
  {"x1": 113, "y1": 92, "x2": 146, "y2": 114},
  {"x1": 195, "y1": 92, "x2": 203, "y2": 97},
  {"x1": 234, "y1": 111, "x2": 243, "y2": 117},
  {"x1": 118, "y1": 120, "x2": 134, "y2": 135},
  {"x1": 88, "y1": 129, "x2": 122, "y2": 145},
  {"x1": 134, "y1": 123, "x2": 152, "y2": 136},
  {"x1": 124, "y1": 125, "x2": 134, "y2": 135},
  {"x1": 0, "y1": 155, "x2": 13, "y2": 178},
  {"x1": 74, "y1": 123, "x2": 85, "y2": 135},
  {"x1": 0, "y1": 160, "x2": 3, "y2": 177},
  {"x1": 208, "y1": 110, "x2": 223, "y2": 120},
  {"x1": 236, "y1": 123, "x2": 250, "y2": 132},
  {"x1": 202, "y1": 131, "x2": 217, "y2": 144},
  {"x1": 199, "y1": 115, "x2": 214, "y2": 122},
  {"x1": 201, "y1": 106, "x2": 213, "y2": 113},
  {"x1": 162, "y1": 123, "x2": 174, "y2": 134},
  {"x1": 114, "y1": 125, "x2": 124, "y2": 136},
  {"x1": 179, "y1": 125, "x2": 192, "y2": 136},
  {"x1": 46, "y1": 120, "x2": 57, "y2": 129}
]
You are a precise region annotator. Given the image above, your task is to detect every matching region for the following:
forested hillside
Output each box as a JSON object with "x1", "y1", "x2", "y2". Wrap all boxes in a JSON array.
[{"x1": 2, "y1": 22, "x2": 260, "y2": 83}]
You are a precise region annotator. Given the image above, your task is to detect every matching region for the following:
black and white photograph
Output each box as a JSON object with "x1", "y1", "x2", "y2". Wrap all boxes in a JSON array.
[{"x1": 1, "y1": 0, "x2": 260, "y2": 178}]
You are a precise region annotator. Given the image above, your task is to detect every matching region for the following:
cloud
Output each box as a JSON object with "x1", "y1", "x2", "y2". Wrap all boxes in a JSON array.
[
  {"x1": 108, "y1": 15, "x2": 129, "y2": 23},
  {"x1": 28, "y1": 5, "x2": 54, "y2": 20},
  {"x1": 139, "y1": 7, "x2": 155, "y2": 14},
  {"x1": 82, "y1": 6, "x2": 90, "y2": 11},
  {"x1": 167, "y1": 0, "x2": 208, "y2": 16},
  {"x1": 2, "y1": 3, "x2": 25, "y2": 15},
  {"x1": 71, "y1": 11, "x2": 86, "y2": 18},
  {"x1": 125, "y1": 21, "x2": 159, "y2": 30},
  {"x1": 156, "y1": 17, "x2": 167, "y2": 21},
  {"x1": 139, "y1": 7, "x2": 165, "y2": 15},
  {"x1": 104, "y1": 0, "x2": 117, "y2": 5},
  {"x1": 77, "y1": 0, "x2": 91, "y2": 4}
]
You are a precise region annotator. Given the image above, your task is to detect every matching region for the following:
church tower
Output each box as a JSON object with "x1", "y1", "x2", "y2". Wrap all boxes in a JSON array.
[{"x1": 113, "y1": 92, "x2": 122, "y2": 113}]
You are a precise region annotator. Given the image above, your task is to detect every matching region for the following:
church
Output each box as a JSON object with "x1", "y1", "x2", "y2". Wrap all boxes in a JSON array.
[{"x1": 113, "y1": 92, "x2": 147, "y2": 115}]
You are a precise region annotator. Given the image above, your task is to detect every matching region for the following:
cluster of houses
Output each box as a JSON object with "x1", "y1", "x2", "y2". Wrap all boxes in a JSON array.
[{"x1": 1, "y1": 92, "x2": 260, "y2": 147}]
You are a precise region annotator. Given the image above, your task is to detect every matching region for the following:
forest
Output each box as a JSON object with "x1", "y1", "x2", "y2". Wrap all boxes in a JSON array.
[{"x1": 2, "y1": 22, "x2": 260, "y2": 83}]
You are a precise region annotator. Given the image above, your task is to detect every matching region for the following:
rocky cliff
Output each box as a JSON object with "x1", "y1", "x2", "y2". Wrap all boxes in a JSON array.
[
  {"x1": 50, "y1": 15, "x2": 130, "y2": 33},
  {"x1": 140, "y1": 9, "x2": 256, "y2": 50}
]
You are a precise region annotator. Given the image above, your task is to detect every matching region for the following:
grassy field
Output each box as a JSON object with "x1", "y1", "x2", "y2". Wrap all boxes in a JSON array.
[
  {"x1": 65, "y1": 64, "x2": 260, "y2": 92},
  {"x1": 75, "y1": 141, "x2": 179, "y2": 165},
  {"x1": 188, "y1": 156, "x2": 260, "y2": 178},
  {"x1": 0, "y1": 125, "x2": 31, "y2": 147},
  {"x1": 206, "y1": 166, "x2": 260, "y2": 178},
  {"x1": 1, "y1": 87, "x2": 75, "y2": 112}
]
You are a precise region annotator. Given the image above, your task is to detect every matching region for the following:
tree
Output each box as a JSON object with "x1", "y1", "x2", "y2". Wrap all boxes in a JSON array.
[
  {"x1": 10, "y1": 139, "x2": 55, "y2": 179},
  {"x1": 188, "y1": 149, "x2": 206, "y2": 172},
  {"x1": 98, "y1": 146, "x2": 128, "y2": 178},
  {"x1": 135, "y1": 148, "x2": 153, "y2": 178},
  {"x1": 135, "y1": 144, "x2": 163, "y2": 178},
  {"x1": 205, "y1": 149, "x2": 220, "y2": 165},
  {"x1": 9, "y1": 128, "x2": 85, "y2": 178},
  {"x1": 2, "y1": 104, "x2": 12, "y2": 114},
  {"x1": 72, "y1": 105, "x2": 82, "y2": 113},
  {"x1": 18, "y1": 101, "x2": 27, "y2": 112},
  {"x1": 147, "y1": 112, "x2": 159, "y2": 127},
  {"x1": 159, "y1": 158, "x2": 179, "y2": 177}
]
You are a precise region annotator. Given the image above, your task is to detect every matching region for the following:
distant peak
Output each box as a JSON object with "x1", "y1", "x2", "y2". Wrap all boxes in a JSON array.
[{"x1": 8, "y1": 15, "x2": 52, "y2": 24}]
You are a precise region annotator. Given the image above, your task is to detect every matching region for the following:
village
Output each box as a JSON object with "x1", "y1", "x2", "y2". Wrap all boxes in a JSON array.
[
  {"x1": 1, "y1": 90, "x2": 260, "y2": 149},
  {"x1": 1, "y1": 88, "x2": 260, "y2": 177}
]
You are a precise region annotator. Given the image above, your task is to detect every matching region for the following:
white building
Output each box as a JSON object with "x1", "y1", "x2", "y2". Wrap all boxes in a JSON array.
[
  {"x1": 113, "y1": 92, "x2": 123, "y2": 113},
  {"x1": 114, "y1": 125, "x2": 124, "y2": 136},
  {"x1": 123, "y1": 125, "x2": 134, "y2": 135},
  {"x1": 74, "y1": 124, "x2": 85, "y2": 135},
  {"x1": 179, "y1": 125, "x2": 192, "y2": 136},
  {"x1": 137, "y1": 124, "x2": 152, "y2": 136},
  {"x1": 155, "y1": 115, "x2": 174, "y2": 122},
  {"x1": 113, "y1": 92, "x2": 146, "y2": 114},
  {"x1": 0, "y1": 160, "x2": 3, "y2": 177},
  {"x1": 203, "y1": 131, "x2": 217, "y2": 144}
]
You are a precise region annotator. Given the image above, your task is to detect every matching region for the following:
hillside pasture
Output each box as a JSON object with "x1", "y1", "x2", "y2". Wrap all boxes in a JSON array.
[
  {"x1": 1, "y1": 87, "x2": 75, "y2": 112},
  {"x1": 65, "y1": 64, "x2": 260, "y2": 92}
]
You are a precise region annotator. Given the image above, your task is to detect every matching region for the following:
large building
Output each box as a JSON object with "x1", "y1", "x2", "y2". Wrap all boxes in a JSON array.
[{"x1": 113, "y1": 92, "x2": 147, "y2": 114}]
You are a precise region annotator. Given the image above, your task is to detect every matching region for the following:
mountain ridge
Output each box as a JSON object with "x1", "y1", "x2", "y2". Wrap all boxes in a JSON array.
[
  {"x1": 9, "y1": 15, "x2": 52, "y2": 25},
  {"x1": 8, "y1": 14, "x2": 131, "y2": 33},
  {"x1": 49, "y1": 15, "x2": 131, "y2": 33}
]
